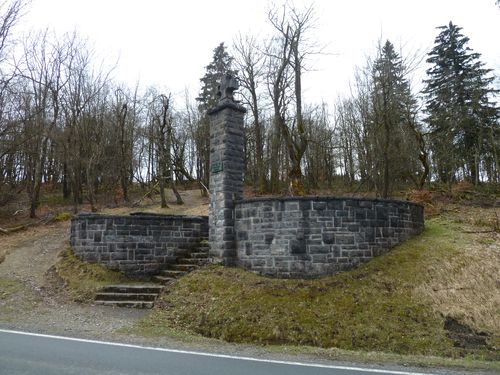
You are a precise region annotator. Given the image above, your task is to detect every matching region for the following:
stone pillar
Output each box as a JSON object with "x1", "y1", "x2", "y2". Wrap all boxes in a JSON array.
[{"x1": 208, "y1": 74, "x2": 246, "y2": 265}]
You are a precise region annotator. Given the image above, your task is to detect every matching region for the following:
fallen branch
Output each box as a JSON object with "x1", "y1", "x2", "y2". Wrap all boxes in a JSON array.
[
  {"x1": 0, "y1": 214, "x2": 55, "y2": 235},
  {"x1": 132, "y1": 182, "x2": 160, "y2": 207},
  {"x1": 198, "y1": 180, "x2": 209, "y2": 196},
  {"x1": 0, "y1": 224, "x2": 31, "y2": 234}
]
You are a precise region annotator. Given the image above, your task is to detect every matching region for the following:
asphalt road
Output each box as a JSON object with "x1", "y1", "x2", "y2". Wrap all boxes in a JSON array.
[{"x1": 0, "y1": 329, "x2": 441, "y2": 375}]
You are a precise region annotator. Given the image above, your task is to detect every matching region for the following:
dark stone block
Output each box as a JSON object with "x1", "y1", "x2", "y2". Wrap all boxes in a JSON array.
[
  {"x1": 382, "y1": 227, "x2": 394, "y2": 238},
  {"x1": 347, "y1": 224, "x2": 360, "y2": 232},
  {"x1": 390, "y1": 217, "x2": 400, "y2": 227},
  {"x1": 322, "y1": 232, "x2": 335, "y2": 244},
  {"x1": 290, "y1": 240, "x2": 306, "y2": 254},
  {"x1": 359, "y1": 200, "x2": 373, "y2": 208},
  {"x1": 336, "y1": 235, "x2": 354, "y2": 245},
  {"x1": 376, "y1": 206, "x2": 388, "y2": 220},
  {"x1": 313, "y1": 202, "x2": 326, "y2": 210},
  {"x1": 137, "y1": 243, "x2": 155, "y2": 249},
  {"x1": 355, "y1": 209, "x2": 366, "y2": 220},
  {"x1": 336, "y1": 210, "x2": 348, "y2": 218},
  {"x1": 344, "y1": 200, "x2": 359, "y2": 208},
  {"x1": 309, "y1": 245, "x2": 330, "y2": 254},
  {"x1": 327, "y1": 200, "x2": 343, "y2": 210},
  {"x1": 265, "y1": 234, "x2": 274, "y2": 245},
  {"x1": 299, "y1": 200, "x2": 311, "y2": 210}
]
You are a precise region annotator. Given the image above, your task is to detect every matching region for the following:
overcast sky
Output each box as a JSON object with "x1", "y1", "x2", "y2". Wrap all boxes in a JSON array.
[{"x1": 17, "y1": 0, "x2": 500, "y2": 105}]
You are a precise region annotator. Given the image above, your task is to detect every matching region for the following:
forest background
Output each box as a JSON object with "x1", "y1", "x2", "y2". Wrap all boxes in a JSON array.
[{"x1": 0, "y1": 0, "x2": 498, "y2": 221}]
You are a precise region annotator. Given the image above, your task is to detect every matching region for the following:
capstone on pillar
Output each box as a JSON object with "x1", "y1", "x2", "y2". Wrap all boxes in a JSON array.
[{"x1": 208, "y1": 73, "x2": 246, "y2": 265}]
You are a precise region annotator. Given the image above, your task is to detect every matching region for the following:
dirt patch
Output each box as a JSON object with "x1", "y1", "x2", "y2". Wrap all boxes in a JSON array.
[
  {"x1": 444, "y1": 317, "x2": 490, "y2": 351},
  {"x1": 102, "y1": 189, "x2": 208, "y2": 216}
]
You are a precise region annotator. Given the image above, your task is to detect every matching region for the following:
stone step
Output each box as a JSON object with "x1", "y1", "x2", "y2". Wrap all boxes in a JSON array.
[
  {"x1": 100, "y1": 284, "x2": 163, "y2": 294},
  {"x1": 177, "y1": 258, "x2": 207, "y2": 265},
  {"x1": 190, "y1": 252, "x2": 209, "y2": 259},
  {"x1": 94, "y1": 300, "x2": 154, "y2": 309},
  {"x1": 196, "y1": 246, "x2": 210, "y2": 252},
  {"x1": 95, "y1": 292, "x2": 158, "y2": 302},
  {"x1": 171, "y1": 264, "x2": 197, "y2": 272},
  {"x1": 160, "y1": 269, "x2": 187, "y2": 278},
  {"x1": 153, "y1": 275, "x2": 177, "y2": 284}
]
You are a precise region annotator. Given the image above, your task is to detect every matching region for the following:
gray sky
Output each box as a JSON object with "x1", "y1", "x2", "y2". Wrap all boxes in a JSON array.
[{"x1": 18, "y1": 0, "x2": 500, "y2": 104}]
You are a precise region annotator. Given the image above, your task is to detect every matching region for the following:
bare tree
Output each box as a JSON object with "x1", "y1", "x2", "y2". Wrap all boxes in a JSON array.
[
  {"x1": 266, "y1": 3, "x2": 315, "y2": 195},
  {"x1": 0, "y1": 0, "x2": 28, "y2": 202},
  {"x1": 233, "y1": 33, "x2": 267, "y2": 192},
  {"x1": 0, "y1": 0, "x2": 27, "y2": 62},
  {"x1": 17, "y1": 30, "x2": 69, "y2": 217},
  {"x1": 60, "y1": 33, "x2": 112, "y2": 212}
]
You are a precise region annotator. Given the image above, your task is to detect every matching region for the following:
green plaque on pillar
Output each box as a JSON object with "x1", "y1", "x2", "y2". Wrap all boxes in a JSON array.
[{"x1": 211, "y1": 161, "x2": 223, "y2": 174}]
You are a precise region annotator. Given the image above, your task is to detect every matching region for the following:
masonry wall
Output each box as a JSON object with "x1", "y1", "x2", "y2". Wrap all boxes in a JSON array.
[
  {"x1": 234, "y1": 197, "x2": 424, "y2": 278},
  {"x1": 70, "y1": 213, "x2": 208, "y2": 278}
]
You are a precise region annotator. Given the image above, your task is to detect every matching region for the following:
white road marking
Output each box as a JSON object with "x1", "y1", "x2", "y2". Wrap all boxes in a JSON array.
[{"x1": 0, "y1": 328, "x2": 435, "y2": 375}]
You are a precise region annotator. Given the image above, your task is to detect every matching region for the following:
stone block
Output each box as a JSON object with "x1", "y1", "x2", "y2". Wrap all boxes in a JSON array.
[
  {"x1": 308, "y1": 245, "x2": 331, "y2": 254},
  {"x1": 322, "y1": 232, "x2": 335, "y2": 244},
  {"x1": 313, "y1": 202, "x2": 326, "y2": 210}
]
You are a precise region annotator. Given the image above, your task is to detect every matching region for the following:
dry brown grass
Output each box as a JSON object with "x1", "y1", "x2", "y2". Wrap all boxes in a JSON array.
[
  {"x1": 414, "y1": 207, "x2": 500, "y2": 349},
  {"x1": 415, "y1": 235, "x2": 499, "y2": 332}
]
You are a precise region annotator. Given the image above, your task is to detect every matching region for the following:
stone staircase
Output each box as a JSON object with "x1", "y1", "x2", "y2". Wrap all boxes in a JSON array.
[
  {"x1": 94, "y1": 242, "x2": 210, "y2": 308},
  {"x1": 94, "y1": 284, "x2": 163, "y2": 309},
  {"x1": 153, "y1": 243, "x2": 210, "y2": 284}
]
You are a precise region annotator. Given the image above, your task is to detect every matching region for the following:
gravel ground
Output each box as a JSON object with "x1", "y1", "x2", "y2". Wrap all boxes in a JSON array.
[{"x1": 0, "y1": 222, "x2": 148, "y2": 338}]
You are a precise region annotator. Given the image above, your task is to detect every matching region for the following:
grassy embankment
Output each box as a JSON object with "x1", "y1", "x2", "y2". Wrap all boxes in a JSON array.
[
  {"x1": 133, "y1": 213, "x2": 499, "y2": 366},
  {"x1": 55, "y1": 248, "x2": 131, "y2": 302}
]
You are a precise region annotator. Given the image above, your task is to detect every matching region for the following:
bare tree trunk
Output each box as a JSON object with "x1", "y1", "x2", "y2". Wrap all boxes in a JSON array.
[
  {"x1": 29, "y1": 137, "x2": 48, "y2": 218},
  {"x1": 118, "y1": 103, "x2": 129, "y2": 202},
  {"x1": 159, "y1": 174, "x2": 167, "y2": 208}
]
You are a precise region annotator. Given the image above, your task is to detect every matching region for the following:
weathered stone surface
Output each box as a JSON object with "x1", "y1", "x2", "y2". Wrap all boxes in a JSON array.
[
  {"x1": 70, "y1": 214, "x2": 208, "y2": 278},
  {"x1": 208, "y1": 92, "x2": 246, "y2": 265},
  {"x1": 234, "y1": 197, "x2": 424, "y2": 278}
]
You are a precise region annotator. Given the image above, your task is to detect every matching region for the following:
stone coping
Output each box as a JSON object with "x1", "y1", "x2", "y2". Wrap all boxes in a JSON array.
[
  {"x1": 237, "y1": 195, "x2": 423, "y2": 207},
  {"x1": 73, "y1": 212, "x2": 208, "y2": 221}
]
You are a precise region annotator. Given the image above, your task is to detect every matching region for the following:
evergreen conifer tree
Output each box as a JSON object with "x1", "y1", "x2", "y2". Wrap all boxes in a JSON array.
[
  {"x1": 194, "y1": 43, "x2": 237, "y2": 188},
  {"x1": 197, "y1": 42, "x2": 237, "y2": 112},
  {"x1": 423, "y1": 22, "x2": 498, "y2": 184},
  {"x1": 370, "y1": 40, "x2": 420, "y2": 197}
]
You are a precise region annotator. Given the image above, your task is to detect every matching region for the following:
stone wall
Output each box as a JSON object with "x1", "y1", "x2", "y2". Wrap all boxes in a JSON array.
[
  {"x1": 234, "y1": 197, "x2": 424, "y2": 278},
  {"x1": 70, "y1": 213, "x2": 208, "y2": 278}
]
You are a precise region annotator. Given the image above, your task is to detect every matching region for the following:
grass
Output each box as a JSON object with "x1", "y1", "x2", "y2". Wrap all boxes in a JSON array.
[
  {"x1": 135, "y1": 218, "x2": 499, "y2": 363},
  {"x1": 55, "y1": 248, "x2": 131, "y2": 301},
  {"x1": 53, "y1": 212, "x2": 73, "y2": 222}
]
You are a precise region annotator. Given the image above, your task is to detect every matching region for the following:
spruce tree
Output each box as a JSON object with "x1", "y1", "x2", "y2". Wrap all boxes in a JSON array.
[
  {"x1": 370, "y1": 40, "x2": 420, "y2": 197},
  {"x1": 197, "y1": 42, "x2": 237, "y2": 112},
  {"x1": 195, "y1": 43, "x2": 237, "y2": 187},
  {"x1": 423, "y1": 22, "x2": 498, "y2": 184}
]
